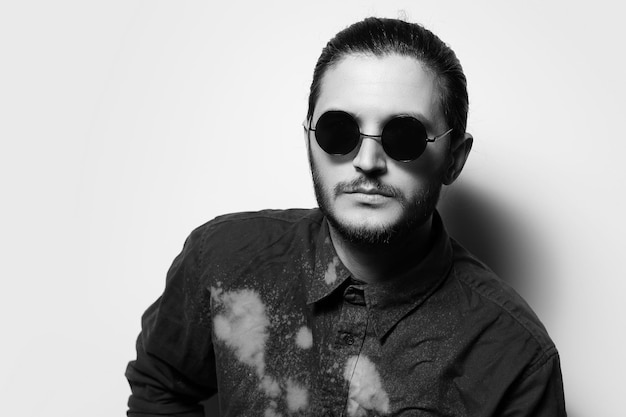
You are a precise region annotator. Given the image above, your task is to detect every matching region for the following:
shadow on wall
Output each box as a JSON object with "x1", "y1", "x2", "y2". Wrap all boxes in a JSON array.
[{"x1": 438, "y1": 180, "x2": 552, "y2": 296}]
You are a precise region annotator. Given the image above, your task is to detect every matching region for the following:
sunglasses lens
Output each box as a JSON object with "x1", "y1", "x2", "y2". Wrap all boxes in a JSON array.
[
  {"x1": 314, "y1": 111, "x2": 360, "y2": 155},
  {"x1": 382, "y1": 117, "x2": 428, "y2": 161}
]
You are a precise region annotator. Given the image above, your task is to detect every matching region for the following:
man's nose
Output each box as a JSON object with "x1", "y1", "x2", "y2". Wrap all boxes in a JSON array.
[{"x1": 352, "y1": 136, "x2": 387, "y2": 174}]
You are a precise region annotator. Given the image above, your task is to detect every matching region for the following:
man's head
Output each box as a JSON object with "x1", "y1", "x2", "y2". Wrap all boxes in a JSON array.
[
  {"x1": 305, "y1": 17, "x2": 472, "y2": 245},
  {"x1": 308, "y1": 17, "x2": 469, "y2": 147}
]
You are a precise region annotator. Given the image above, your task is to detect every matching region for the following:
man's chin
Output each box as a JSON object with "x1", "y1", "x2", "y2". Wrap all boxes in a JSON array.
[{"x1": 326, "y1": 214, "x2": 411, "y2": 246}]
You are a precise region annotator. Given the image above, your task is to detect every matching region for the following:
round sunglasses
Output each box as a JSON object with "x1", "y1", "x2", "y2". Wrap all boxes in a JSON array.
[{"x1": 307, "y1": 110, "x2": 452, "y2": 162}]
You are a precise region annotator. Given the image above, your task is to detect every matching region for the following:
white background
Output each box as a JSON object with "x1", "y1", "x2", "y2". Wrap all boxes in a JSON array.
[{"x1": 1, "y1": 1, "x2": 624, "y2": 416}]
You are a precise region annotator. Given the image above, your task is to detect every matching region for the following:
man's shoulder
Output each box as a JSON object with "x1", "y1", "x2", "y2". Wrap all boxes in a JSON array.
[
  {"x1": 447, "y1": 240, "x2": 557, "y2": 360},
  {"x1": 198, "y1": 208, "x2": 322, "y2": 233},
  {"x1": 187, "y1": 208, "x2": 324, "y2": 255}
]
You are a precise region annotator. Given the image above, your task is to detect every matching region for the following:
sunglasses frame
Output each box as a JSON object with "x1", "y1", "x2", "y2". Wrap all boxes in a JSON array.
[{"x1": 305, "y1": 110, "x2": 453, "y2": 162}]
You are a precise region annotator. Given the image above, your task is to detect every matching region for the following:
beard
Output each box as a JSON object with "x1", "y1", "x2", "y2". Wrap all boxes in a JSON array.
[{"x1": 310, "y1": 154, "x2": 443, "y2": 246}]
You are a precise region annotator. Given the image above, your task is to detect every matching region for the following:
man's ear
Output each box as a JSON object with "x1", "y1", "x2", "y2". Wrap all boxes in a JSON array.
[{"x1": 443, "y1": 132, "x2": 473, "y2": 185}]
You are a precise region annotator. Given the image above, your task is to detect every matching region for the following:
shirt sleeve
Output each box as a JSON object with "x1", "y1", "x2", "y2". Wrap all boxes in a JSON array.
[
  {"x1": 496, "y1": 352, "x2": 567, "y2": 417},
  {"x1": 126, "y1": 226, "x2": 218, "y2": 416}
]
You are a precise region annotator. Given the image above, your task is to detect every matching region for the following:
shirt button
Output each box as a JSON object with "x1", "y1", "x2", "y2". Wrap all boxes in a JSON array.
[{"x1": 344, "y1": 334, "x2": 355, "y2": 345}]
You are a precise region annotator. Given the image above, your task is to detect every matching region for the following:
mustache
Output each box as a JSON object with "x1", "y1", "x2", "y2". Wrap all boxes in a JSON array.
[{"x1": 334, "y1": 177, "x2": 402, "y2": 198}]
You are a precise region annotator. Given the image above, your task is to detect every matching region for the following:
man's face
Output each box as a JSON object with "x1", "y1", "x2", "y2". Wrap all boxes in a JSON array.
[{"x1": 307, "y1": 53, "x2": 451, "y2": 245}]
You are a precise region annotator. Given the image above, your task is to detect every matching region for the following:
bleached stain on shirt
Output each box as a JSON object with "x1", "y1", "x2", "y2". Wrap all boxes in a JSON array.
[
  {"x1": 324, "y1": 256, "x2": 341, "y2": 285},
  {"x1": 264, "y1": 403, "x2": 282, "y2": 417},
  {"x1": 285, "y1": 378, "x2": 309, "y2": 412},
  {"x1": 343, "y1": 355, "x2": 390, "y2": 417},
  {"x1": 295, "y1": 326, "x2": 313, "y2": 349},
  {"x1": 260, "y1": 375, "x2": 281, "y2": 398},
  {"x1": 212, "y1": 287, "x2": 310, "y2": 415},
  {"x1": 212, "y1": 288, "x2": 269, "y2": 378}
]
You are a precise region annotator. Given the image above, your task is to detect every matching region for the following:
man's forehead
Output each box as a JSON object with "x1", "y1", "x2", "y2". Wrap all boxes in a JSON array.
[{"x1": 314, "y1": 53, "x2": 443, "y2": 125}]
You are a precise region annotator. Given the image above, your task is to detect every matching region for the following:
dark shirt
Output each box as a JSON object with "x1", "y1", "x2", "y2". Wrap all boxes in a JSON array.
[{"x1": 126, "y1": 209, "x2": 566, "y2": 417}]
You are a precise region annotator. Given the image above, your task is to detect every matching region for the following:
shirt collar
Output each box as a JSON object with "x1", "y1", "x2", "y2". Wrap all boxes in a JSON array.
[
  {"x1": 305, "y1": 211, "x2": 454, "y2": 340},
  {"x1": 306, "y1": 219, "x2": 352, "y2": 304}
]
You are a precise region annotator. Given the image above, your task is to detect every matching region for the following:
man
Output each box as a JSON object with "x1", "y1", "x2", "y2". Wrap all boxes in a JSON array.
[{"x1": 126, "y1": 17, "x2": 566, "y2": 416}]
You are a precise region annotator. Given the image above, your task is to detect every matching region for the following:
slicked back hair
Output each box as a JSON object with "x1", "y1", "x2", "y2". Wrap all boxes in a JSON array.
[{"x1": 307, "y1": 17, "x2": 468, "y2": 143}]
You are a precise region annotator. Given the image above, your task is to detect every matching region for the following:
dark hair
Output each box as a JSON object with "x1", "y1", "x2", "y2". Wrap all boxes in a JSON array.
[{"x1": 307, "y1": 17, "x2": 468, "y2": 142}]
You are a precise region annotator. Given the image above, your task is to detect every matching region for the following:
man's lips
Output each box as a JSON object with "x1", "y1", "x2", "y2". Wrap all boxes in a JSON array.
[{"x1": 344, "y1": 186, "x2": 394, "y2": 197}]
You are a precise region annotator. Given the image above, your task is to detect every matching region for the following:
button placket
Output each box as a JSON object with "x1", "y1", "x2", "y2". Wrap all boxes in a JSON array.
[
  {"x1": 335, "y1": 284, "x2": 367, "y2": 351},
  {"x1": 321, "y1": 281, "x2": 370, "y2": 417}
]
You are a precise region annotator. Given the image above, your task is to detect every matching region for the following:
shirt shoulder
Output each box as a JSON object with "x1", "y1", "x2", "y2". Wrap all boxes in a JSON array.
[
  {"x1": 185, "y1": 208, "x2": 323, "y2": 273},
  {"x1": 196, "y1": 207, "x2": 322, "y2": 242},
  {"x1": 447, "y1": 239, "x2": 558, "y2": 373}
]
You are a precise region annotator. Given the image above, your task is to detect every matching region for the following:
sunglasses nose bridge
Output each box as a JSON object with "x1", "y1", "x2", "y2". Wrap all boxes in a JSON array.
[
  {"x1": 352, "y1": 133, "x2": 388, "y2": 173},
  {"x1": 358, "y1": 132, "x2": 384, "y2": 150},
  {"x1": 360, "y1": 131, "x2": 383, "y2": 139}
]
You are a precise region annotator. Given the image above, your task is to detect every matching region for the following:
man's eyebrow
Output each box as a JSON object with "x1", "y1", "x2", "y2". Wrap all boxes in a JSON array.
[
  {"x1": 391, "y1": 112, "x2": 438, "y2": 130},
  {"x1": 395, "y1": 111, "x2": 428, "y2": 120}
]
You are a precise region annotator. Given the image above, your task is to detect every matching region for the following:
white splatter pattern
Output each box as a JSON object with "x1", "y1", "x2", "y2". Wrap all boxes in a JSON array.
[
  {"x1": 212, "y1": 287, "x2": 310, "y2": 415},
  {"x1": 213, "y1": 288, "x2": 269, "y2": 377},
  {"x1": 344, "y1": 355, "x2": 390, "y2": 416},
  {"x1": 285, "y1": 378, "x2": 309, "y2": 412},
  {"x1": 324, "y1": 256, "x2": 341, "y2": 285},
  {"x1": 260, "y1": 375, "x2": 281, "y2": 398},
  {"x1": 295, "y1": 326, "x2": 313, "y2": 349}
]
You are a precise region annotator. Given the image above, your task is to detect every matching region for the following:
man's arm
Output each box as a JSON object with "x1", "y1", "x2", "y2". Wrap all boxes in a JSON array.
[
  {"x1": 495, "y1": 352, "x2": 567, "y2": 417},
  {"x1": 126, "y1": 227, "x2": 218, "y2": 416}
]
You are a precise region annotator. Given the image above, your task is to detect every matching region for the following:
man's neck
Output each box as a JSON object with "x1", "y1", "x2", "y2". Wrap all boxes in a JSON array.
[{"x1": 328, "y1": 217, "x2": 434, "y2": 284}]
